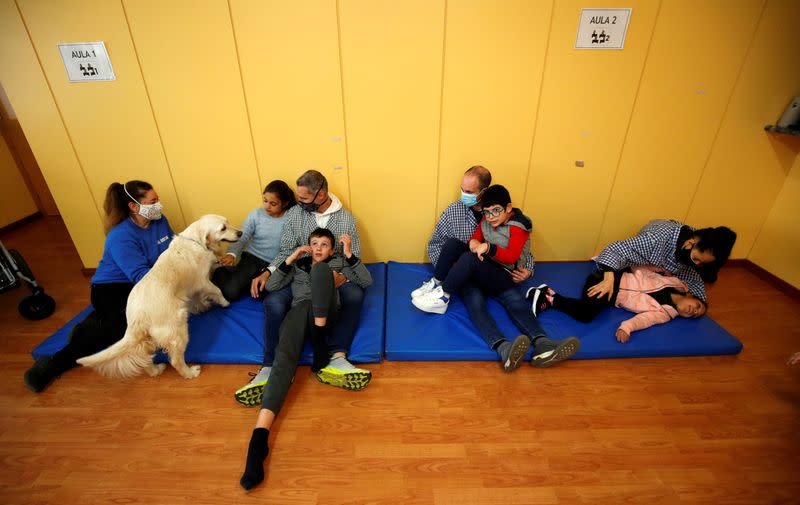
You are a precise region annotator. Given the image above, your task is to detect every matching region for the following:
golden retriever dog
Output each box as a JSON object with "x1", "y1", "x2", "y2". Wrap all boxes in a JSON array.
[{"x1": 77, "y1": 214, "x2": 241, "y2": 379}]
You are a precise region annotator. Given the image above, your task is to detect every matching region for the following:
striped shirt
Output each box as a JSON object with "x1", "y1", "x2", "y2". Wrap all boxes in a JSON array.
[
  {"x1": 595, "y1": 219, "x2": 707, "y2": 301},
  {"x1": 427, "y1": 201, "x2": 535, "y2": 272}
]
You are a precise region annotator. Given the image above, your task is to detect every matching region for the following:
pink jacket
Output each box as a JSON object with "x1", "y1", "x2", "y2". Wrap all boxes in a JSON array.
[{"x1": 615, "y1": 265, "x2": 689, "y2": 335}]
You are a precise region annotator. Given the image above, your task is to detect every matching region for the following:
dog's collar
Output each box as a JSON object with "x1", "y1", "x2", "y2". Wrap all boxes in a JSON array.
[{"x1": 177, "y1": 235, "x2": 205, "y2": 249}]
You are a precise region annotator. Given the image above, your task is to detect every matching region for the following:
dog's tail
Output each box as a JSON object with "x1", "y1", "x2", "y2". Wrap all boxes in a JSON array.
[{"x1": 76, "y1": 323, "x2": 155, "y2": 378}]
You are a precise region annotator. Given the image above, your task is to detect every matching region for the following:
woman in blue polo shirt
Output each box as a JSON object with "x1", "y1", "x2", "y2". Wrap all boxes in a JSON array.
[{"x1": 23, "y1": 180, "x2": 173, "y2": 392}]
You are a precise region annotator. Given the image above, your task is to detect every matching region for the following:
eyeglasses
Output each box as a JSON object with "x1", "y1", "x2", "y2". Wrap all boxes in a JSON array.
[{"x1": 481, "y1": 207, "x2": 504, "y2": 218}]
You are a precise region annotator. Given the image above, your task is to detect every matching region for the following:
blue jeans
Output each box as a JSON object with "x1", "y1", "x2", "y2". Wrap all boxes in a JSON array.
[
  {"x1": 436, "y1": 238, "x2": 514, "y2": 297},
  {"x1": 262, "y1": 281, "x2": 365, "y2": 366},
  {"x1": 460, "y1": 282, "x2": 547, "y2": 350}
]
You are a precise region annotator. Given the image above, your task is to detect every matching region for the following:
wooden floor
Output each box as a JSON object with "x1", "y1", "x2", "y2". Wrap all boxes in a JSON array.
[{"x1": 1, "y1": 217, "x2": 799, "y2": 505}]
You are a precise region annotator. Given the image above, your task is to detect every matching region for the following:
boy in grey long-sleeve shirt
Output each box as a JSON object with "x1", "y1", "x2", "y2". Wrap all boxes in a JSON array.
[{"x1": 240, "y1": 227, "x2": 372, "y2": 491}]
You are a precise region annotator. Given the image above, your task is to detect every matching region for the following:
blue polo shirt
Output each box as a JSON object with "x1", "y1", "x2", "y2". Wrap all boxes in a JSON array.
[{"x1": 91, "y1": 216, "x2": 173, "y2": 285}]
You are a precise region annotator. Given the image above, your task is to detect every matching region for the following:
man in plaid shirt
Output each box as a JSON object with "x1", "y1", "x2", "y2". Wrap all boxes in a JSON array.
[
  {"x1": 236, "y1": 171, "x2": 372, "y2": 408},
  {"x1": 421, "y1": 166, "x2": 580, "y2": 369}
]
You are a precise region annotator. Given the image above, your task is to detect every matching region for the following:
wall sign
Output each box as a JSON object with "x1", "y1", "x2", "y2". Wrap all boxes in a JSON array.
[
  {"x1": 58, "y1": 42, "x2": 116, "y2": 82},
  {"x1": 575, "y1": 8, "x2": 632, "y2": 49}
]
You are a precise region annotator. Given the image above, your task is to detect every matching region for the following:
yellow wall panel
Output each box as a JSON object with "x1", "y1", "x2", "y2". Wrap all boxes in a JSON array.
[
  {"x1": 339, "y1": 0, "x2": 445, "y2": 262},
  {"x1": 230, "y1": 0, "x2": 349, "y2": 208},
  {"x1": 0, "y1": 133, "x2": 37, "y2": 227},
  {"x1": 436, "y1": 0, "x2": 552, "y2": 216},
  {"x1": 749, "y1": 156, "x2": 800, "y2": 289},
  {"x1": 686, "y1": 0, "x2": 800, "y2": 258},
  {"x1": 596, "y1": 0, "x2": 763, "y2": 250},
  {"x1": 523, "y1": 0, "x2": 660, "y2": 261},
  {"x1": 123, "y1": 0, "x2": 258, "y2": 226},
  {"x1": 0, "y1": 0, "x2": 104, "y2": 265},
  {"x1": 18, "y1": 0, "x2": 185, "y2": 236}
]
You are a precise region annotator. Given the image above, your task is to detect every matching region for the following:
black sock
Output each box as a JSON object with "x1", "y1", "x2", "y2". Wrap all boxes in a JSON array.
[
  {"x1": 310, "y1": 324, "x2": 329, "y2": 373},
  {"x1": 240, "y1": 428, "x2": 269, "y2": 490}
]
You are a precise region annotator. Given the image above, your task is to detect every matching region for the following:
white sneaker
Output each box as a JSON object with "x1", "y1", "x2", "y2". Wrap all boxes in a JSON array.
[
  {"x1": 411, "y1": 277, "x2": 440, "y2": 299},
  {"x1": 411, "y1": 285, "x2": 450, "y2": 314}
]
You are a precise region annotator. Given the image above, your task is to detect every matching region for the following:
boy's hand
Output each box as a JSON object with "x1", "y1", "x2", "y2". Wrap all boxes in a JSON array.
[
  {"x1": 615, "y1": 328, "x2": 630, "y2": 343},
  {"x1": 468, "y1": 239, "x2": 481, "y2": 253},
  {"x1": 510, "y1": 268, "x2": 531, "y2": 283},
  {"x1": 287, "y1": 245, "x2": 312, "y2": 265},
  {"x1": 587, "y1": 271, "x2": 615, "y2": 301},
  {"x1": 788, "y1": 351, "x2": 800, "y2": 365},
  {"x1": 339, "y1": 234, "x2": 353, "y2": 258},
  {"x1": 475, "y1": 242, "x2": 490, "y2": 261},
  {"x1": 250, "y1": 271, "x2": 270, "y2": 298},
  {"x1": 218, "y1": 254, "x2": 235, "y2": 267}
]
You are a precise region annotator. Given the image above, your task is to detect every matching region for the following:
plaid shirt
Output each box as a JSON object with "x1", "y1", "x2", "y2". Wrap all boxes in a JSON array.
[
  {"x1": 595, "y1": 219, "x2": 707, "y2": 301},
  {"x1": 271, "y1": 204, "x2": 360, "y2": 269},
  {"x1": 427, "y1": 201, "x2": 535, "y2": 272}
]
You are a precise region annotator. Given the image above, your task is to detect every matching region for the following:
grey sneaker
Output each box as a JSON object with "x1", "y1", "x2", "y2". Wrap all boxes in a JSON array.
[
  {"x1": 530, "y1": 337, "x2": 580, "y2": 368},
  {"x1": 499, "y1": 335, "x2": 531, "y2": 372},
  {"x1": 234, "y1": 366, "x2": 271, "y2": 407}
]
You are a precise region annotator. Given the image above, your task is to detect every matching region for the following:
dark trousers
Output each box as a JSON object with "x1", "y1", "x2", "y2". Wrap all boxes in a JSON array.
[
  {"x1": 553, "y1": 270, "x2": 624, "y2": 323},
  {"x1": 435, "y1": 238, "x2": 514, "y2": 297},
  {"x1": 52, "y1": 282, "x2": 134, "y2": 367},
  {"x1": 435, "y1": 238, "x2": 546, "y2": 349},
  {"x1": 263, "y1": 275, "x2": 364, "y2": 367},
  {"x1": 211, "y1": 251, "x2": 270, "y2": 302},
  {"x1": 261, "y1": 262, "x2": 338, "y2": 415}
]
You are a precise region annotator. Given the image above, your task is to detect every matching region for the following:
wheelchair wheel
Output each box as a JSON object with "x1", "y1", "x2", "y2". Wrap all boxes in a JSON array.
[{"x1": 19, "y1": 290, "x2": 56, "y2": 320}]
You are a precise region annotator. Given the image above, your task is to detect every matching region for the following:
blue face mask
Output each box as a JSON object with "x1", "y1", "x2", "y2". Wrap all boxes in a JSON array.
[{"x1": 460, "y1": 191, "x2": 478, "y2": 207}]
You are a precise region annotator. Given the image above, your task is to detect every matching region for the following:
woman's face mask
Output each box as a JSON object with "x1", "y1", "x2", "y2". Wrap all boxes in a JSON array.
[
  {"x1": 137, "y1": 201, "x2": 163, "y2": 221},
  {"x1": 125, "y1": 185, "x2": 163, "y2": 220}
]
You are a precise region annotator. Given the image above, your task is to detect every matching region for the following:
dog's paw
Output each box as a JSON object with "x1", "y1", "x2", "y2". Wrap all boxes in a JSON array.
[
  {"x1": 181, "y1": 365, "x2": 202, "y2": 379},
  {"x1": 147, "y1": 363, "x2": 167, "y2": 377},
  {"x1": 218, "y1": 298, "x2": 230, "y2": 308}
]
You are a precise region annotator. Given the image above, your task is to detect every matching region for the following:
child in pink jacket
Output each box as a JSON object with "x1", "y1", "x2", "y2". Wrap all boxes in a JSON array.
[{"x1": 529, "y1": 265, "x2": 706, "y2": 343}]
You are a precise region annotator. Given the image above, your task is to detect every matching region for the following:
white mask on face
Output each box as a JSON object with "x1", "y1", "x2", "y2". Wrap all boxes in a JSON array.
[{"x1": 124, "y1": 184, "x2": 163, "y2": 220}]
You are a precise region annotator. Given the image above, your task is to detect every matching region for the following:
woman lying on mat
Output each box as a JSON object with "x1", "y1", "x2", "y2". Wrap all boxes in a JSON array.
[
  {"x1": 211, "y1": 179, "x2": 296, "y2": 302},
  {"x1": 23, "y1": 180, "x2": 173, "y2": 392},
  {"x1": 528, "y1": 265, "x2": 707, "y2": 343},
  {"x1": 239, "y1": 227, "x2": 372, "y2": 491},
  {"x1": 567, "y1": 219, "x2": 737, "y2": 305}
]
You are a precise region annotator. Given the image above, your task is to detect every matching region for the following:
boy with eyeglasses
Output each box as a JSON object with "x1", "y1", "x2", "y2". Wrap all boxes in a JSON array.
[{"x1": 412, "y1": 185, "x2": 579, "y2": 371}]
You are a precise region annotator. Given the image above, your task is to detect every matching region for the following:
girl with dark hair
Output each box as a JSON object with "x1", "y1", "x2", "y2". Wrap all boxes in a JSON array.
[
  {"x1": 23, "y1": 181, "x2": 173, "y2": 392},
  {"x1": 212, "y1": 180, "x2": 296, "y2": 303}
]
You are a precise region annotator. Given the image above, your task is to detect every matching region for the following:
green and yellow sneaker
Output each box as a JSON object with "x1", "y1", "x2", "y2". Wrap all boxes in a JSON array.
[
  {"x1": 315, "y1": 356, "x2": 371, "y2": 391},
  {"x1": 234, "y1": 366, "x2": 271, "y2": 407}
]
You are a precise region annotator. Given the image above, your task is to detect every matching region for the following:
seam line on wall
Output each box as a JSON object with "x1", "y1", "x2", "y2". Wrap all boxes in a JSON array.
[
  {"x1": 14, "y1": 0, "x2": 102, "y2": 226},
  {"x1": 683, "y1": 0, "x2": 768, "y2": 235},
  {"x1": 335, "y1": 0, "x2": 353, "y2": 211},
  {"x1": 739, "y1": 0, "x2": 771, "y2": 259},
  {"x1": 226, "y1": 0, "x2": 263, "y2": 198},
  {"x1": 120, "y1": 0, "x2": 188, "y2": 227},
  {"x1": 521, "y1": 0, "x2": 555, "y2": 212},
  {"x1": 591, "y1": 0, "x2": 663, "y2": 256},
  {"x1": 432, "y1": 0, "x2": 448, "y2": 232}
]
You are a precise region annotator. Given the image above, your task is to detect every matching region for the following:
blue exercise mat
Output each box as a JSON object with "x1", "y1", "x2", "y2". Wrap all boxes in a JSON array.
[
  {"x1": 385, "y1": 261, "x2": 743, "y2": 361},
  {"x1": 32, "y1": 263, "x2": 386, "y2": 365}
]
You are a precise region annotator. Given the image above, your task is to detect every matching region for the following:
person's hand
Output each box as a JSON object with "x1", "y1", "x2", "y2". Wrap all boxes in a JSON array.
[
  {"x1": 287, "y1": 245, "x2": 312, "y2": 265},
  {"x1": 468, "y1": 239, "x2": 481, "y2": 253},
  {"x1": 339, "y1": 234, "x2": 353, "y2": 258},
  {"x1": 333, "y1": 271, "x2": 347, "y2": 288},
  {"x1": 510, "y1": 268, "x2": 532, "y2": 283},
  {"x1": 218, "y1": 254, "x2": 235, "y2": 267},
  {"x1": 788, "y1": 351, "x2": 800, "y2": 365},
  {"x1": 615, "y1": 328, "x2": 630, "y2": 343},
  {"x1": 250, "y1": 271, "x2": 270, "y2": 298},
  {"x1": 475, "y1": 242, "x2": 490, "y2": 261},
  {"x1": 587, "y1": 271, "x2": 615, "y2": 301}
]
